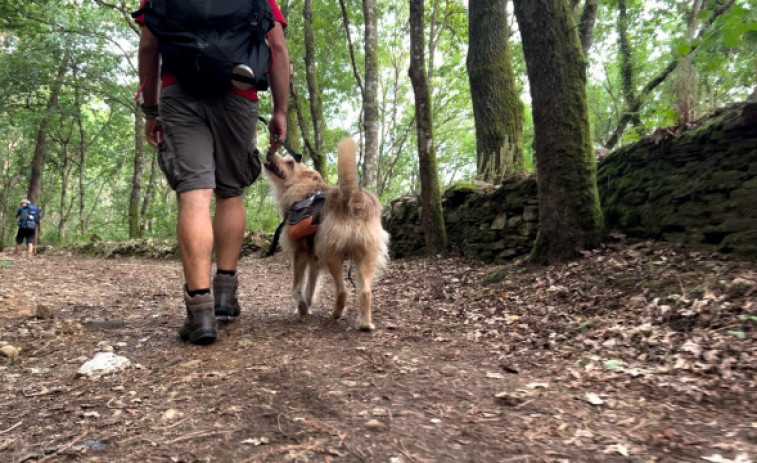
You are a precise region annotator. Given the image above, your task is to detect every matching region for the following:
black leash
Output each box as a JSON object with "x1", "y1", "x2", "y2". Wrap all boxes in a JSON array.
[
  {"x1": 258, "y1": 115, "x2": 301, "y2": 258},
  {"x1": 264, "y1": 216, "x2": 287, "y2": 258},
  {"x1": 257, "y1": 116, "x2": 303, "y2": 163}
]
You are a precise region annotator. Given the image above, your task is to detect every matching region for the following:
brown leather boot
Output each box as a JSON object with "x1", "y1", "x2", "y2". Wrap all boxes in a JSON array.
[
  {"x1": 179, "y1": 289, "x2": 217, "y2": 345},
  {"x1": 213, "y1": 272, "x2": 241, "y2": 318}
]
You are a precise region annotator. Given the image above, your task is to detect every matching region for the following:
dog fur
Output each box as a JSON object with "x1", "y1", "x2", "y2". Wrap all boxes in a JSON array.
[{"x1": 264, "y1": 138, "x2": 389, "y2": 331}]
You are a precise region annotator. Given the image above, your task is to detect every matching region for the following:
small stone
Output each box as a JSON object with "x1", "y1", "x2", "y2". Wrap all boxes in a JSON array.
[
  {"x1": 35, "y1": 304, "x2": 55, "y2": 320},
  {"x1": 0, "y1": 345, "x2": 20, "y2": 364},
  {"x1": 162, "y1": 409, "x2": 180, "y2": 421},
  {"x1": 77, "y1": 352, "x2": 131, "y2": 378},
  {"x1": 364, "y1": 419, "x2": 386, "y2": 431}
]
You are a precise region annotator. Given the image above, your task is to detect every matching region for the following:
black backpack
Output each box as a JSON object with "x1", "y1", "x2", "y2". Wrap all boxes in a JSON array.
[{"x1": 132, "y1": 0, "x2": 275, "y2": 94}]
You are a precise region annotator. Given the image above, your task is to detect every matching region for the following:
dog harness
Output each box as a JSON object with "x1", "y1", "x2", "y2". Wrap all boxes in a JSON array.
[
  {"x1": 286, "y1": 192, "x2": 329, "y2": 241},
  {"x1": 264, "y1": 192, "x2": 329, "y2": 257}
]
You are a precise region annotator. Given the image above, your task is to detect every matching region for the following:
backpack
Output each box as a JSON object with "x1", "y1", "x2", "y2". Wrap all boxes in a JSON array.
[
  {"x1": 18, "y1": 205, "x2": 39, "y2": 230},
  {"x1": 132, "y1": 0, "x2": 275, "y2": 95}
]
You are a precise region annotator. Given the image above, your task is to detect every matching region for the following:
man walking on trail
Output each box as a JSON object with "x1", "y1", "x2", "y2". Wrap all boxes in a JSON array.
[
  {"x1": 135, "y1": 0, "x2": 290, "y2": 345},
  {"x1": 15, "y1": 199, "x2": 40, "y2": 257}
]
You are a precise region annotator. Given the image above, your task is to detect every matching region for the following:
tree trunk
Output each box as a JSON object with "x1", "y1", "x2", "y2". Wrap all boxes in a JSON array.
[
  {"x1": 58, "y1": 152, "x2": 71, "y2": 243},
  {"x1": 362, "y1": 0, "x2": 380, "y2": 192},
  {"x1": 27, "y1": 53, "x2": 70, "y2": 205},
  {"x1": 467, "y1": 0, "x2": 524, "y2": 182},
  {"x1": 129, "y1": 102, "x2": 145, "y2": 238},
  {"x1": 604, "y1": 0, "x2": 735, "y2": 149},
  {"x1": 140, "y1": 150, "x2": 157, "y2": 235},
  {"x1": 675, "y1": 0, "x2": 704, "y2": 123},
  {"x1": 578, "y1": 0, "x2": 599, "y2": 56},
  {"x1": 617, "y1": 0, "x2": 644, "y2": 138},
  {"x1": 303, "y1": 0, "x2": 327, "y2": 178},
  {"x1": 409, "y1": 0, "x2": 447, "y2": 256},
  {"x1": 512, "y1": 0, "x2": 603, "y2": 264}
]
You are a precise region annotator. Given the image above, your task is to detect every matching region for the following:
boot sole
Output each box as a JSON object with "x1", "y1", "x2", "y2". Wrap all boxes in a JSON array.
[
  {"x1": 180, "y1": 328, "x2": 217, "y2": 345},
  {"x1": 215, "y1": 305, "x2": 240, "y2": 318}
]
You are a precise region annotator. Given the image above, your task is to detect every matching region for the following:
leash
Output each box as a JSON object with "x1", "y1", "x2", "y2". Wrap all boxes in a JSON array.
[
  {"x1": 258, "y1": 116, "x2": 303, "y2": 257},
  {"x1": 257, "y1": 116, "x2": 303, "y2": 163}
]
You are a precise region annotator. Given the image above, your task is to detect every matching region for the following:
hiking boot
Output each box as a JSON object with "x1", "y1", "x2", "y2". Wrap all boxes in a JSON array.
[
  {"x1": 213, "y1": 272, "x2": 241, "y2": 318},
  {"x1": 179, "y1": 289, "x2": 217, "y2": 345}
]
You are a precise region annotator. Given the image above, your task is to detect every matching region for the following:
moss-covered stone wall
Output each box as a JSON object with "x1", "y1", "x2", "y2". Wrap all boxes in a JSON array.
[
  {"x1": 384, "y1": 177, "x2": 538, "y2": 263},
  {"x1": 385, "y1": 102, "x2": 757, "y2": 261},
  {"x1": 598, "y1": 102, "x2": 757, "y2": 258}
]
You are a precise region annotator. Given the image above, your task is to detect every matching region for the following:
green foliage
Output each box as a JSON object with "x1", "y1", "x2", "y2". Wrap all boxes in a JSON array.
[{"x1": 0, "y1": 0, "x2": 753, "y2": 249}]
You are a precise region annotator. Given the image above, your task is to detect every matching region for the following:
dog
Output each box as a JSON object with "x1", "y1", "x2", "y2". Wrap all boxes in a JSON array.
[{"x1": 264, "y1": 138, "x2": 389, "y2": 331}]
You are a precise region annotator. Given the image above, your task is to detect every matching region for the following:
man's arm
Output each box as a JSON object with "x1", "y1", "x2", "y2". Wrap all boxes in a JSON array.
[
  {"x1": 138, "y1": 26, "x2": 162, "y2": 147},
  {"x1": 267, "y1": 20, "x2": 290, "y2": 147}
]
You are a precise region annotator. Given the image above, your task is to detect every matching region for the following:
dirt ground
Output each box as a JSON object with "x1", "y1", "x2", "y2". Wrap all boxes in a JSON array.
[{"x1": 0, "y1": 237, "x2": 755, "y2": 462}]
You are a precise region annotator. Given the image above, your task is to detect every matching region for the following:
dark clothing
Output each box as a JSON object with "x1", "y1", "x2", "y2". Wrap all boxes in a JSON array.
[
  {"x1": 16, "y1": 227, "x2": 35, "y2": 245},
  {"x1": 158, "y1": 85, "x2": 260, "y2": 197}
]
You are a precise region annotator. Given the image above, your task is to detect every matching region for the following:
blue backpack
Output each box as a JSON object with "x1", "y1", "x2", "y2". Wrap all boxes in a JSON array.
[{"x1": 17, "y1": 205, "x2": 39, "y2": 229}]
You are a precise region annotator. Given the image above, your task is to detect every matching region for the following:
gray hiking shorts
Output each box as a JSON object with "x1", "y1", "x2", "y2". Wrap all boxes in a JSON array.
[{"x1": 157, "y1": 85, "x2": 261, "y2": 198}]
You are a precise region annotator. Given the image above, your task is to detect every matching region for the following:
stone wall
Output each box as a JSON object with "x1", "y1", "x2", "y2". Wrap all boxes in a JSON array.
[
  {"x1": 384, "y1": 177, "x2": 539, "y2": 263},
  {"x1": 384, "y1": 102, "x2": 757, "y2": 261},
  {"x1": 598, "y1": 102, "x2": 757, "y2": 258}
]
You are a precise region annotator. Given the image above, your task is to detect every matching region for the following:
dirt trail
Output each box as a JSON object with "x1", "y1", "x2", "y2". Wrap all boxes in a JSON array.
[{"x1": 0, "y1": 240, "x2": 755, "y2": 462}]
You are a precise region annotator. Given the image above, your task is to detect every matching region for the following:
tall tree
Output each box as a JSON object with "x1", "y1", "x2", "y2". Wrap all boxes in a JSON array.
[
  {"x1": 617, "y1": 0, "x2": 644, "y2": 138},
  {"x1": 409, "y1": 0, "x2": 447, "y2": 255},
  {"x1": 303, "y1": 0, "x2": 327, "y2": 177},
  {"x1": 27, "y1": 52, "x2": 70, "y2": 205},
  {"x1": 362, "y1": 0, "x2": 380, "y2": 192},
  {"x1": 467, "y1": 0, "x2": 524, "y2": 182},
  {"x1": 675, "y1": 0, "x2": 705, "y2": 123},
  {"x1": 512, "y1": 0, "x2": 603, "y2": 263},
  {"x1": 129, "y1": 102, "x2": 146, "y2": 238}
]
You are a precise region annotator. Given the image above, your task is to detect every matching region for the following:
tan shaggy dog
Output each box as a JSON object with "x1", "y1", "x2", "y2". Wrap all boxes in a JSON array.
[{"x1": 264, "y1": 139, "x2": 389, "y2": 331}]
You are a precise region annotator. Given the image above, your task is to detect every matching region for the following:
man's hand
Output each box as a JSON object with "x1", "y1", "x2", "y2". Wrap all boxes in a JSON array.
[
  {"x1": 268, "y1": 112, "x2": 287, "y2": 151},
  {"x1": 145, "y1": 118, "x2": 164, "y2": 148}
]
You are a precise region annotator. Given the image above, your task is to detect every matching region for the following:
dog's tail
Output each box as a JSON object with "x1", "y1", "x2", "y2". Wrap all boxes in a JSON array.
[{"x1": 337, "y1": 138, "x2": 360, "y2": 196}]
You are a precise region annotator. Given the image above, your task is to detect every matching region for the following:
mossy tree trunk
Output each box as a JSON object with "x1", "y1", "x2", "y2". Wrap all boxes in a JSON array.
[
  {"x1": 467, "y1": 0, "x2": 524, "y2": 182},
  {"x1": 279, "y1": 0, "x2": 303, "y2": 157},
  {"x1": 362, "y1": 0, "x2": 380, "y2": 193},
  {"x1": 28, "y1": 53, "x2": 70, "y2": 205},
  {"x1": 409, "y1": 0, "x2": 447, "y2": 256},
  {"x1": 129, "y1": 101, "x2": 145, "y2": 239},
  {"x1": 303, "y1": 0, "x2": 327, "y2": 177},
  {"x1": 512, "y1": 0, "x2": 603, "y2": 264}
]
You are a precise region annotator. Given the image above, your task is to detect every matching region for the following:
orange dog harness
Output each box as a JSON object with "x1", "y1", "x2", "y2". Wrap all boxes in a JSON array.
[{"x1": 286, "y1": 192, "x2": 328, "y2": 241}]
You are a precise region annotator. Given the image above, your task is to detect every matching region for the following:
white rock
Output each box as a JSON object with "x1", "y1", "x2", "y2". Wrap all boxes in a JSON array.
[{"x1": 77, "y1": 352, "x2": 131, "y2": 378}]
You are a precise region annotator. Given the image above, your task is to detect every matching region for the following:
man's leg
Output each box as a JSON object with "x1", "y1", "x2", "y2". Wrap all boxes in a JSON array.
[
  {"x1": 14, "y1": 229, "x2": 22, "y2": 255},
  {"x1": 177, "y1": 189, "x2": 217, "y2": 344},
  {"x1": 178, "y1": 189, "x2": 214, "y2": 291},
  {"x1": 214, "y1": 195, "x2": 246, "y2": 271},
  {"x1": 212, "y1": 195, "x2": 245, "y2": 318}
]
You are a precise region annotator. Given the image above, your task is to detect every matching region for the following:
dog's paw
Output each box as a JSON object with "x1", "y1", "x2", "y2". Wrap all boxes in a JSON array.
[
  {"x1": 356, "y1": 321, "x2": 375, "y2": 332},
  {"x1": 296, "y1": 300, "x2": 309, "y2": 317}
]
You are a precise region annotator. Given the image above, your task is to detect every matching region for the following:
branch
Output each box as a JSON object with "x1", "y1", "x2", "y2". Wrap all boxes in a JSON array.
[
  {"x1": 604, "y1": 0, "x2": 736, "y2": 149},
  {"x1": 337, "y1": 0, "x2": 364, "y2": 98}
]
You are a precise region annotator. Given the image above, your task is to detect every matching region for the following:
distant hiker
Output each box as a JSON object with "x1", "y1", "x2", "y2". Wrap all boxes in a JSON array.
[
  {"x1": 133, "y1": 0, "x2": 290, "y2": 345},
  {"x1": 15, "y1": 199, "x2": 40, "y2": 256}
]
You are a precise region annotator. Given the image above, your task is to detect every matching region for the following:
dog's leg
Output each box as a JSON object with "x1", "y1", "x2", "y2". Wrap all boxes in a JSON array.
[
  {"x1": 325, "y1": 257, "x2": 347, "y2": 321},
  {"x1": 292, "y1": 252, "x2": 309, "y2": 317},
  {"x1": 303, "y1": 261, "x2": 320, "y2": 311},
  {"x1": 354, "y1": 257, "x2": 377, "y2": 332}
]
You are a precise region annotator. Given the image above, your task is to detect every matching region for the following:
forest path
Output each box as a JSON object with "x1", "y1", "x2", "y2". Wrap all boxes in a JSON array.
[{"x1": 0, "y1": 241, "x2": 755, "y2": 462}]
